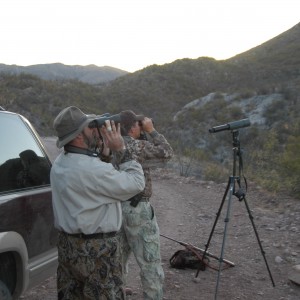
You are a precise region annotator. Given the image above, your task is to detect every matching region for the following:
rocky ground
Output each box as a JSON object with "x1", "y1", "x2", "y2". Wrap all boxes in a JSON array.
[{"x1": 21, "y1": 168, "x2": 300, "y2": 300}]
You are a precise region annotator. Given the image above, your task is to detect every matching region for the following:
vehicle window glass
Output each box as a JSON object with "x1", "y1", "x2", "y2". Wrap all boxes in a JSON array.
[{"x1": 0, "y1": 113, "x2": 51, "y2": 193}]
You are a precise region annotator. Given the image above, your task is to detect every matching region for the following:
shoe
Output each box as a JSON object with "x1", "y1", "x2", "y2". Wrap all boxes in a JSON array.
[{"x1": 125, "y1": 287, "x2": 133, "y2": 296}]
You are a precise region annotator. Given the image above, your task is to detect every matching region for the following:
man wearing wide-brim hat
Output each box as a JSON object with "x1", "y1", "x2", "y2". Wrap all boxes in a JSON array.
[{"x1": 50, "y1": 106, "x2": 145, "y2": 300}]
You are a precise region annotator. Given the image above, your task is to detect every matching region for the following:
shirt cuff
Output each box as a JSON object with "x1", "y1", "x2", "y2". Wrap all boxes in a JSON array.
[
  {"x1": 114, "y1": 147, "x2": 132, "y2": 165},
  {"x1": 149, "y1": 130, "x2": 159, "y2": 138}
]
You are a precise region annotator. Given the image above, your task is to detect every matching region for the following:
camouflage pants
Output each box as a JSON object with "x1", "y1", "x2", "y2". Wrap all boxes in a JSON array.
[
  {"x1": 57, "y1": 232, "x2": 125, "y2": 300},
  {"x1": 121, "y1": 201, "x2": 164, "y2": 300}
]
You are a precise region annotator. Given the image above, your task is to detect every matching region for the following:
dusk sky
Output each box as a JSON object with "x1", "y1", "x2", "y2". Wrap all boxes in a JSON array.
[{"x1": 1, "y1": 0, "x2": 299, "y2": 72}]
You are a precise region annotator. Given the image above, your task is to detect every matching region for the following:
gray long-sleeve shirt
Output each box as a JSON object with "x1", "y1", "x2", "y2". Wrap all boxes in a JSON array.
[{"x1": 50, "y1": 152, "x2": 145, "y2": 234}]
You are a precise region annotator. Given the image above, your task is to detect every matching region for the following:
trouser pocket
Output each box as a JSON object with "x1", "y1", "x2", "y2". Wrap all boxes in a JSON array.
[{"x1": 141, "y1": 213, "x2": 161, "y2": 262}]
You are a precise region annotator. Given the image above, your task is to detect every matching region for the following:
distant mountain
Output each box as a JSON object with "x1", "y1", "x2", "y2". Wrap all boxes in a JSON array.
[
  {"x1": 1, "y1": 22, "x2": 299, "y2": 134},
  {"x1": 0, "y1": 63, "x2": 128, "y2": 84},
  {"x1": 0, "y1": 22, "x2": 299, "y2": 197}
]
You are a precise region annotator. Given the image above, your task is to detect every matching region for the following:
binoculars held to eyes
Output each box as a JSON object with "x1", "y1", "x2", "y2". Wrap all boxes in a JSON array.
[{"x1": 88, "y1": 113, "x2": 121, "y2": 129}]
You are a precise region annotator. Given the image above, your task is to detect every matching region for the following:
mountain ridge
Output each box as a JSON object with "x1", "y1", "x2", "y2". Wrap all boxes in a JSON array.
[
  {"x1": 0, "y1": 22, "x2": 299, "y2": 197},
  {"x1": 0, "y1": 62, "x2": 129, "y2": 84}
]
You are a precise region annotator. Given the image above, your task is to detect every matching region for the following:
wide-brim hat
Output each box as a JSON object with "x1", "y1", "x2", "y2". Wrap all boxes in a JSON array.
[{"x1": 53, "y1": 106, "x2": 96, "y2": 148}]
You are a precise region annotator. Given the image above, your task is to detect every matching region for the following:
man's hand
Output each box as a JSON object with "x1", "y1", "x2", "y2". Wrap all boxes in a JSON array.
[
  {"x1": 141, "y1": 117, "x2": 155, "y2": 133},
  {"x1": 100, "y1": 120, "x2": 125, "y2": 152},
  {"x1": 97, "y1": 138, "x2": 110, "y2": 157}
]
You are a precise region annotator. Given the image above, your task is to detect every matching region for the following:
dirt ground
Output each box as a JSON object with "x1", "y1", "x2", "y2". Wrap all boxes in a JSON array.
[{"x1": 21, "y1": 168, "x2": 300, "y2": 300}]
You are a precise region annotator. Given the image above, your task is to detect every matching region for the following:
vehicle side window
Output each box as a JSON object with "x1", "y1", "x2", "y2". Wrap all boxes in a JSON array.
[{"x1": 0, "y1": 113, "x2": 51, "y2": 193}]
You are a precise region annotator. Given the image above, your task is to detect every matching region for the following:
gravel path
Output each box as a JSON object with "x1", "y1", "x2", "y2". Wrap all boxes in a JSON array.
[{"x1": 22, "y1": 169, "x2": 300, "y2": 299}]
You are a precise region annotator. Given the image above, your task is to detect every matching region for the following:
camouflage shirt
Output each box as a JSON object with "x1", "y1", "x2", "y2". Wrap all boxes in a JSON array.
[{"x1": 123, "y1": 130, "x2": 173, "y2": 198}]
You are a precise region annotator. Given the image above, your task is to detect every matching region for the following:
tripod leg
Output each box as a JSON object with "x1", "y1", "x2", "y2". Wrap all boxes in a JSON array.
[
  {"x1": 243, "y1": 197, "x2": 276, "y2": 287},
  {"x1": 214, "y1": 176, "x2": 235, "y2": 300},
  {"x1": 195, "y1": 177, "x2": 231, "y2": 278}
]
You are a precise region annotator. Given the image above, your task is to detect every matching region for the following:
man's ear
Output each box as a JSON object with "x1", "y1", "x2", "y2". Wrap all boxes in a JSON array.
[
  {"x1": 75, "y1": 133, "x2": 82, "y2": 139},
  {"x1": 74, "y1": 132, "x2": 84, "y2": 143}
]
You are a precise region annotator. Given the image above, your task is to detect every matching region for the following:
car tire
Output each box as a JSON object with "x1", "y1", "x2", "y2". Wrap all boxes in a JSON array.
[
  {"x1": 0, "y1": 280, "x2": 12, "y2": 300},
  {"x1": 0, "y1": 253, "x2": 16, "y2": 296}
]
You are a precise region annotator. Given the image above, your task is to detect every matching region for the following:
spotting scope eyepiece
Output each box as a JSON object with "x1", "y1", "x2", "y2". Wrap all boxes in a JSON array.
[{"x1": 209, "y1": 118, "x2": 251, "y2": 133}]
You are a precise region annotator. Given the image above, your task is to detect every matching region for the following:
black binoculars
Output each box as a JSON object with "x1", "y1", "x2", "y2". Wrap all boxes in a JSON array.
[{"x1": 88, "y1": 113, "x2": 121, "y2": 128}]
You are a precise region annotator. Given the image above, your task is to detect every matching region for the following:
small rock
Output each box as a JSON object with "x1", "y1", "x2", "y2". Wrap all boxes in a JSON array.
[
  {"x1": 293, "y1": 264, "x2": 300, "y2": 272},
  {"x1": 275, "y1": 256, "x2": 283, "y2": 263},
  {"x1": 289, "y1": 271, "x2": 300, "y2": 286}
]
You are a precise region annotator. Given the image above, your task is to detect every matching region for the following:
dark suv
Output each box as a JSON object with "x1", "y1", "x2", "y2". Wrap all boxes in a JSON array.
[{"x1": 0, "y1": 108, "x2": 58, "y2": 299}]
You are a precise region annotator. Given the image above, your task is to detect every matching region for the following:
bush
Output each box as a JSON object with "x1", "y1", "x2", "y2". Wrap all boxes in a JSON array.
[
  {"x1": 280, "y1": 135, "x2": 300, "y2": 197},
  {"x1": 203, "y1": 162, "x2": 228, "y2": 183}
]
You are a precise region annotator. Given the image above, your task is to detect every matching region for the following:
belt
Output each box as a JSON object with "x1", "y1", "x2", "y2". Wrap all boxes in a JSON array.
[
  {"x1": 127, "y1": 196, "x2": 150, "y2": 202},
  {"x1": 61, "y1": 231, "x2": 118, "y2": 239},
  {"x1": 140, "y1": 197, "x2": 150, "y2": 202}
]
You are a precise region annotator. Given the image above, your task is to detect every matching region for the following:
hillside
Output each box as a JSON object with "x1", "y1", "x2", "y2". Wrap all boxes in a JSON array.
[
  {"x1": 0, "y1": 22, "x2": 299, "y2": 198},
  {"x1": 97, "y1": 23, "x2": 300, "y2": 119}
]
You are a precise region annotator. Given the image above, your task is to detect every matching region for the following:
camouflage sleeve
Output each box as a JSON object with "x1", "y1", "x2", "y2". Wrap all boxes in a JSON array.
[
  {"x1": 125, "y1": 131, "x2": 173, "y2": 167},
  {"x1": 111, "y1": 147, "x2": 136, "y2": 169},
  {"x1": 99, "y1": 153, "x2": 112, "y2": 163}
]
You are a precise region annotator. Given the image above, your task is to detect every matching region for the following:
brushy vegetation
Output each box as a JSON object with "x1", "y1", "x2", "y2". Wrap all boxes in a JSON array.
[{"x1": 170, "y1": 87, "x2": 300, "y2": 199}]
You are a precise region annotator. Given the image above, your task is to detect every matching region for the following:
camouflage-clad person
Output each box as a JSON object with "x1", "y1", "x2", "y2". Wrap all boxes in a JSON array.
[
  {"x1": 119, "y1": 110, "x2": 174, "y2": 300},
  {"x1": 51, "y1": 106, "x2": 145, "y2": 300}
]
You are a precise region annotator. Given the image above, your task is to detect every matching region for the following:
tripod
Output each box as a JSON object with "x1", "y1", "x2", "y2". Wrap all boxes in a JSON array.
[{"x1": 196, "y1": 129, "x2": 275, "y2": 299}]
